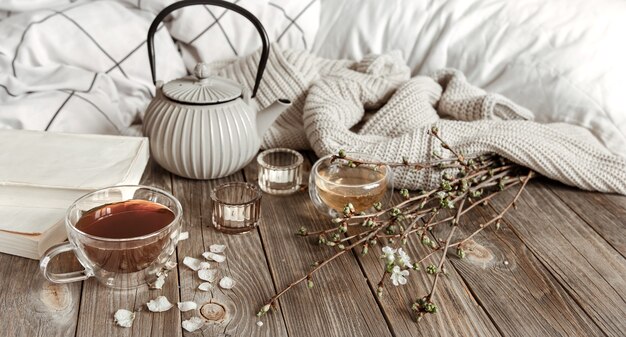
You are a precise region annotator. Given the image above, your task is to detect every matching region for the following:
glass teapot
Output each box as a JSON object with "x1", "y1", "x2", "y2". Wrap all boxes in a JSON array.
[{"x1": 143, "y1": 0, "x2": 291, "y2": 180}]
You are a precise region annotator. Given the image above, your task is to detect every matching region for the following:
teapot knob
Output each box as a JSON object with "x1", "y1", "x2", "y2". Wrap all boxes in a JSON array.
[{"x1": 194, "y1": 63, "x2": 211, "y2": 80}]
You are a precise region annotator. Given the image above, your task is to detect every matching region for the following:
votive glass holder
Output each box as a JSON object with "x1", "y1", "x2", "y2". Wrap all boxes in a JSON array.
[
  {"x1": 257, "y1": 148, "x2": 303, "y2": 195},
  {"x1": 211, "y1": 182, "x2": 261, "y2": 234}
]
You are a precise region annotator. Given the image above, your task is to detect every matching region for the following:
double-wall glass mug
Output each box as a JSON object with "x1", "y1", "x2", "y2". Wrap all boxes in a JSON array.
[{"x1": 40, "y1": 185, "x2": 183, "y2": 289}]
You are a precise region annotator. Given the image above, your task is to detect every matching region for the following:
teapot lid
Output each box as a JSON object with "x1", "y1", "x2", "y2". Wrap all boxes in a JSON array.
[{"x1": 162, "y1": 63, "x2": 242, "y2": 104}]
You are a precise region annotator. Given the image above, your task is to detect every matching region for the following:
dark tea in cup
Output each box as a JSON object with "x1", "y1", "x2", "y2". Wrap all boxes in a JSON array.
[
  {"x1": 41, "y1": 185, "x2": 182, "y2": 289},
  {"x1": 75, "y1": 200, "x2": 175, "y2": 273}
]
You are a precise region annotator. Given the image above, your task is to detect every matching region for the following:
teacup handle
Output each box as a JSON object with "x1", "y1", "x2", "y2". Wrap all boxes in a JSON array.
[{"x1": 40, "y1": 242, "x2": 92, "y2": 283}]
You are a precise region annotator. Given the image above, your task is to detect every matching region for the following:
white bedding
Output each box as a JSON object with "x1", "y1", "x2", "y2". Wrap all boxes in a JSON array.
[
  {"x1": 314, "y1": 0, "x2": 626, "y2": 157},
  {"x1": 0, "y1": 0, "x2": 319, "y2": 134},
  {"x1": 1, "y1": 0, "x2": 625, "y2": 157}
]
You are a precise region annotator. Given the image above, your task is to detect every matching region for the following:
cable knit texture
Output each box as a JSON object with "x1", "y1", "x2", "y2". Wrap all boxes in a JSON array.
[{"x1": 209, "y1": 45, "x2": 626, "y2": 194}]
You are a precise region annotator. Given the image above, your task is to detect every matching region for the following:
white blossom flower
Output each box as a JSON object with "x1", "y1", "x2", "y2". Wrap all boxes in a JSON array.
[
  {"x1": 396, "y1": 248, "x2": 413, "y2": 269},
  {"x1": 381, "y1": 246, "x2": 396, "y2": 263},
  {"x1": 390, "y1": 266, "x2": 409, "y2": 286}
]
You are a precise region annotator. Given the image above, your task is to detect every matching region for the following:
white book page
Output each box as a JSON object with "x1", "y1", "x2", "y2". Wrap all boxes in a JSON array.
[
  {"x1": 0, "y1": 130, "x2": 149, "y2": 235},
  {"x1": 0, "y1": 206, "x2": 65, "y2": 234},
  {"x1": 0, "y1": 130, "x2": 147, "y2": 189}
]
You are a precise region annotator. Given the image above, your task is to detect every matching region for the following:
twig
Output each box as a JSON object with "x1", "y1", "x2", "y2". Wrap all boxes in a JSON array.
[{"x1": 259, "y1": 128, "x2": 536, "y2": 322}]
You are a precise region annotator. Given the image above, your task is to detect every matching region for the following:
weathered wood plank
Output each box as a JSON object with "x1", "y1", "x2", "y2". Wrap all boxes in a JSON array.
[
  {"x1": 545, "y1": 181, "x2": 626, "y2": 257},
  {"x1": 431, "y1": 202, "x2": 605, "y2": 336},
  {"x1": 243, "y1": 157, "x2": 394, "y2": 337},
  {"x1": 489, "y1": 182, "x2": 626, "y2": 337},
  {"x1": 297, "y1": 152, "x2": 498, "y2": 336},
  {"x1": 75, "y1": 160, "x2": 182, "y2": 337},
  {"x1": 356, "y1": 228, "x2": 502, "y2": 337},
  {"x1": 171, "y1": 171, "x2": 288, "y2": 337},
  {"x1": 0, "y1": 253, "x2": 82, "y2": 337},
  {"x1": 352, "y1": 192, "x2": 500, "y2": 337}
]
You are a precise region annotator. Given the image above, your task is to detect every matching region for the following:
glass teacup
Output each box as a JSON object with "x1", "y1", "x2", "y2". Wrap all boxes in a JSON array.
[
  {"x1": 309, "y1": 153, "x2": 394, "y2": 217},
  {"x1": 39, "y1": 185, "x2": 183, "y2": 289}
]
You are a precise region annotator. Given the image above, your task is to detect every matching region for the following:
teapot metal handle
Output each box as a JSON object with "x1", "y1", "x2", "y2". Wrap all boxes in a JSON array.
[{"x1": 146, "y1": 0, "x2": 270, "y2": 98}]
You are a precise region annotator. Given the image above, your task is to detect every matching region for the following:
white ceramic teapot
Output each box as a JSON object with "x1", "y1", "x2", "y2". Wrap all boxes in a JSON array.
[{"x1": 143, "y1": 0, "x2": 291, "y2": 180}]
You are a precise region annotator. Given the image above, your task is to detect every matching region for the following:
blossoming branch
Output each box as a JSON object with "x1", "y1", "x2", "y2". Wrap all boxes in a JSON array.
[{"x1": 257, "y1": 127, "x2": 534, "y2": 321}]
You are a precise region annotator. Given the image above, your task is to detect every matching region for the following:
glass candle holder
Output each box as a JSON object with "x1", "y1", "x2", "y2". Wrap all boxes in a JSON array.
[
  {"x1": 257, "y1": 148, "x2": 303, "y2": 195},
  {"x1": 211, "y1": 182, "x2": 262, "y2": 234},
  {"x1": 309, "y1": 153, "x2": 393, "y2": 218}
]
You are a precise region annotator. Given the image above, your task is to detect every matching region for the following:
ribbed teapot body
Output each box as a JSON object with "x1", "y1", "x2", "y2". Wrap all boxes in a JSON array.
[{"x1": 144, "y1": 97, "x2": 259, "y2": 180}]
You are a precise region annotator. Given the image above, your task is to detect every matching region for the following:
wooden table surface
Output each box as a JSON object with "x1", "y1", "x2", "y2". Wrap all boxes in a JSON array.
[{"x1": 2, "y1": 156, "x2": 625, "y2": 337}]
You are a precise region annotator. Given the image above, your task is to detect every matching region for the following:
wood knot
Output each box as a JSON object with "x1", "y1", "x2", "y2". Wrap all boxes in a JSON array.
[
  {"x1": 40, "y1": 282, "x2": 71, "y2": 312},
  {"x1": 200, "y1": 302, "x2": 226, "y2": 322},
  {"x1": 460, "y1": 240, "x2": 494, "y2": 267}
]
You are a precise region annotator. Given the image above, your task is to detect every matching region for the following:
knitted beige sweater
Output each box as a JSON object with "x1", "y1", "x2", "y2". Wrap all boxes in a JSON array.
[{"x1": 213, "y1": 45, "x2": 626, "y2": 194}]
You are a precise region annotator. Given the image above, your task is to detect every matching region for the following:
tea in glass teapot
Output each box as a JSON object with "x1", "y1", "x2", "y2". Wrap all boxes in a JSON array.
[{"x1": 143, "y1": 0, "x2": 291, "y2": 179}]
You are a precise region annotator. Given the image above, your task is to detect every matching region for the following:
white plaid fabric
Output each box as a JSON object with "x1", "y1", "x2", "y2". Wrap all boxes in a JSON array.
[
  {"x1": 0, "y1": 0, "x2": 319, "y2": 135},
  {"x1": 133, "y1": 0, "x2": 320, "y2": 72}
]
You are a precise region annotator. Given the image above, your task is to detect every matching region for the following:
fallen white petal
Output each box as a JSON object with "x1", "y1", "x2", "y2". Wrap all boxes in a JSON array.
[
  {"x1": 182, "y1": 316, "x2": 205, "y2": 332},
  {"x1": 114, "y1": 309, "x2": 135, "y2": 328},
  {"x1": 183, "y1": 256, "x2": 203, "y2": 271},
  {"x1": 178, "y1": 231, "x2": 189, "y2": 241},
  {"x1": 146, "y1": 296, "x2": 174, "y2": 312},
  {"x1": 219, "y1": 276, "x2": 235, "y2": 289},
  {"x1": 199, "y1": 262, "x2": 212, "y2": 270},
  {"x1": 198, "y1": 269, "x2": 218, "y2": 282},
  {"x1": 256, "y1": 321, "x2": 264, "y2": 327},
  {"x1": 198, "y1": 282, "x2": 214, "y2": 291},
  {"x1": 177, "y1": 301, "x2": 197, "y2": 312},
  {"x1": 209, "y1": 244, "x2": 226, "y2": 253},
  {"x1": 202, "y1": 252, "x2": 226, "y2": 263},
  {"x1": 164, "y1": 260, "x2": 177, "y2": 270},
  {"x1": 149, "y1": 274, "x2": 166, "y2": 290}
]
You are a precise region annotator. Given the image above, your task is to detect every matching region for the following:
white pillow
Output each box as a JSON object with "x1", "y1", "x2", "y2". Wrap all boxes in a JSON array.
[
  {"x1": 0, "y1": 0, "x2": 319, "y2": 135},
  {"x1": 313, "y1": 0, "x2": 626, "y2": 157},
  {"x1": 0, "y1": 0, "x2": 187, "y2": 134},
  {"x1": 136, "y1": 0, "x2": 320, "y2": 72}
]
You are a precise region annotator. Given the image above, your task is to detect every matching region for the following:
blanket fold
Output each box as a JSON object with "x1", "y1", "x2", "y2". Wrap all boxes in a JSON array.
[
  {"x1": 210, "y1": 45, "x2": 626, "y2": 194},
  {"x1": 2, "y1": 0, "x2": 624, "y2": 195}
]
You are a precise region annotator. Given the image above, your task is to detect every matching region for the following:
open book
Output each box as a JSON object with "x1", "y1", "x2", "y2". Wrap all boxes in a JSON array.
[{"x1": 0, "y1": 130, "x2": 149, "y2": 259}]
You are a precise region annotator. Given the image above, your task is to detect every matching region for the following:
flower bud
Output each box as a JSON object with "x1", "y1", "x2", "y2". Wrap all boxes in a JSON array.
[
  {"x1": 257, "y1": 304, "x2": 271, "y2": 317},
  {"x1": 361, "y1": 246, "x2": 369, "y2": 255}
]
